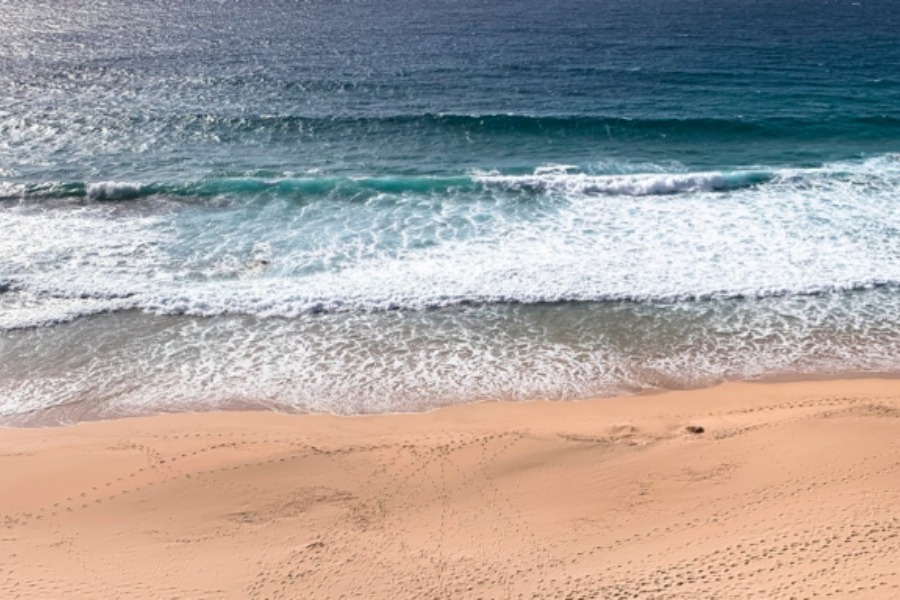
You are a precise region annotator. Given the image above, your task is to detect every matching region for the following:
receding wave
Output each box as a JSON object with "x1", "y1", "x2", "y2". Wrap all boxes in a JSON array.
[
  {"x1": 4, "y1": 278, "x2": 900, "y2": 332},
  {"x1": 123, "y1": 277, "x2": 900, "y2": 315}
]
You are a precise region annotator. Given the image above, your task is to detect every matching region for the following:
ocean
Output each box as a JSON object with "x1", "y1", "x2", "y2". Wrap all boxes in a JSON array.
[{"x1": 1, "y1": 0, "x2": 899, "y2": 424}]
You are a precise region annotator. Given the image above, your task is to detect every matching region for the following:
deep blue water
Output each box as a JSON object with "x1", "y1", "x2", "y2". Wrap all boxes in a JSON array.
[{"x1": 1, "y1": 0, "x2": 899, "y2": 423}]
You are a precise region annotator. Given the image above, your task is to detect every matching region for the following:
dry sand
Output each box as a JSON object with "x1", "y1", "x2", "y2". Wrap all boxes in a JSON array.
[{"x1": 2, "y1": 378, "x2": 900, "y2": 599}]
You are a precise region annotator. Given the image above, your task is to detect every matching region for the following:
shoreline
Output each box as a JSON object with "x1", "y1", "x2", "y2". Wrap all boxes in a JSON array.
[
  {"x1": 8, "y1": 369, "x2": 900, "y2": 430},
  {"x1": 2, "y1": 377, "x2": 900, "y2": 598}
]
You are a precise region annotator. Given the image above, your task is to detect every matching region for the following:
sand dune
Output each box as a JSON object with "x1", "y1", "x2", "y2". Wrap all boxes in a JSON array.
[{"x1": 2, "y1": 379, "x2": 900, "y2": 598}]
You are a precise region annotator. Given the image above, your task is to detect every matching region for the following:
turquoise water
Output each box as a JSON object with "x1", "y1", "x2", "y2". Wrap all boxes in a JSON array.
[{"x1": 1, "y1": 0, "x2": 899, "y2": 423}]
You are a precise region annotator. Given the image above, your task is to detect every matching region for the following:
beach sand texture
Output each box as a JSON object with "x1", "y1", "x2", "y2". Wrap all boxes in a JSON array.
[{"x1": 2, "y1": 379, "x2": 900, "y2": 598}]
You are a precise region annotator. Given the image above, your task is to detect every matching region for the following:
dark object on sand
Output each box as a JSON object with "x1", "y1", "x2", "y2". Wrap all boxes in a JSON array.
[{"x1": 685, "y1": 425, "x2": 705, "y2": 434}]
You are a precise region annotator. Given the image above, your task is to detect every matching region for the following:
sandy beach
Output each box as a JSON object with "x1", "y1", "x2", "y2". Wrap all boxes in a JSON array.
[{"x1": 2, "y1": 378, "x2": 899, "y2": 599}]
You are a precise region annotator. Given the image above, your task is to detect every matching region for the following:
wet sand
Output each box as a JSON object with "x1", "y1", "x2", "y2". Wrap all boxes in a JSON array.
[{"x1": 2, "y1": 378, "x2": 900, "y2": 598}]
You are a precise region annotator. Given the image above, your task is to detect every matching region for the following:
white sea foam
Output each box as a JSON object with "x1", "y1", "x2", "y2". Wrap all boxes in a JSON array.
[
  {"x1": 86, "y1": 181, "x2": 145, "y2": 200},
  {"x1": 2, "y1": 155, "x2": 900, "y2": 327},
  {"x1": 533, "y1": 163, "x2": 580, "y2": 175},
  {"x1": 473, "y1": 169, "x2": 756, "y2": 195},
  {"x1": 0, "y1": 290, "x2": 132, "y2": 330},
  {"x1": 0, "y1": 181, "x2": 25, "y2": 199}
]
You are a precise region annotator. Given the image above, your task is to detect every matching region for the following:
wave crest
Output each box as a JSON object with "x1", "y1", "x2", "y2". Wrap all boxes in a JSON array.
[
  {"x1": 473, "y1": 169, "x2": 772, "y2": 196},
  {"x1": 2, "y1": 154, "x2": 897, "y2": 204}
]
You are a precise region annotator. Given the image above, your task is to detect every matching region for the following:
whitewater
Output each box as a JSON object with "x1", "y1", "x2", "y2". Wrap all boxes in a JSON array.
[{"x1": 2, "y1": 0, "x2": 899, "y2": 423}]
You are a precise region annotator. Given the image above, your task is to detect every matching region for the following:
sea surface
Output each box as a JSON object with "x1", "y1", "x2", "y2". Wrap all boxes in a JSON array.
[{"x1": 2, "y1": 0, "x2": 899, "y2": 424}]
